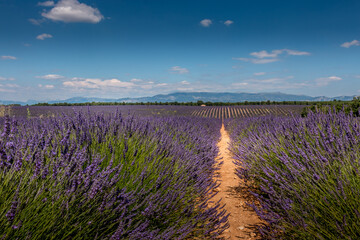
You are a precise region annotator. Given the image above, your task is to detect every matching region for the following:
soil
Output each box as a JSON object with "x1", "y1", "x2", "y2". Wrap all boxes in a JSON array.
[{"x1": 213, "y1": 124, "x2": 262, "y2": 240}]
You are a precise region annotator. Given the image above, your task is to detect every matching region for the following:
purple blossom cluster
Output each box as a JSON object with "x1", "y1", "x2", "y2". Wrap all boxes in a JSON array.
[
  {"x1": 227, "y1": 110, "x2": 360, "y2": 239},
  {"x1": 9, "y1": 105, "x2": 196, "y2": 118},
  {"x1": 0, "y1": 110, "x2": 227, "y2": 239},
  {"x1": 9, "y1": 105, "x2": 304, "y2": 119}
]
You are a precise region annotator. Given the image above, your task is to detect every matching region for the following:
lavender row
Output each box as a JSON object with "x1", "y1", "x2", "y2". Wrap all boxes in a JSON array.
[
  {"x1": 6, "y1": 105, "x2": 195, "y2": 118},
  {"x1": 226, "y1": 111, "x2": 360, "y2": 239},
  {"x1": 5, "y1": 105, "x2": 304, "y2": 119},
  {"x1": 0, "y1": 111, "x2": 227, "y2": 239}
]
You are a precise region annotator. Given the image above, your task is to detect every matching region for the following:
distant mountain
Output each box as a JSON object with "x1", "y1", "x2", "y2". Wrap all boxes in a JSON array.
[
  {"x1": 134, "y1": 92, "x2": 327, "y2": 102},
  {"x1": 0, "y1": 92, "x2": 357, "y2": 105}
]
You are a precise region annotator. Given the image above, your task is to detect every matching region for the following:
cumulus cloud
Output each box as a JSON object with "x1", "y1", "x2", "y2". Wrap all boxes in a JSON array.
[
  {"x1": 250, "y1": 49, "x2": 310, "y2": 58},
  {"x1": 1, "y1": 56, "x2": 17, "y2": 60},
  {"x1": 341, "y1": 40, "x2": 360, "y2": 48},
  {"x1": 63, "y1": 78, "x2": 135, "y2": 89},
  {"x1": 250, "y1": 50, "x2": 282, "y2": 58},
  {"x1": 36, "y1": 33, "x2": 53, "y2": 40},
  {"x1": 41, "y1": 0, "x2": 104, "y2": 23},
  {"x1": 59, "y1": 76, "x2": 198, "y2": 96},
  {"x1": 315, "y1": 76, "x2": 342, "y2": 86},
  {"x1": 36, "y1": 74, "x2": 64, "y2": 80},
  {"x1": 234, "y1": 48, "x2": 310, "y2": 64},
  {"x1": 224, "y1": 20, "x2": 234, "y2": 26},
  {"x1": 38, "y1": 1, "x2": 55, "y2": 7},
  {"x1": 170, "y1": 66, "x2": 189, "y2": 74},
  {"x1": 38, "y1": 84, "x2": 55, "y2": 89},
  {"x1": 200, "y1": 19, "x2": 212, "y2": 27}
]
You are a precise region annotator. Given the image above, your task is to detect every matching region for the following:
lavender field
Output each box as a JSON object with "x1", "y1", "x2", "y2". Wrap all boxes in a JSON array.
[
  {"x1": 226, "y1": 110, "x2": 360, "y2": 239},
  {"x1": 0, "y1": 105, "x2": 359, "y2": 239},
  {"x1": 0, "y1": 108, "x2": 227, "y2": 239},
  {"x1": 2, "y1": 105, "x2": 303, "y2": 119}
]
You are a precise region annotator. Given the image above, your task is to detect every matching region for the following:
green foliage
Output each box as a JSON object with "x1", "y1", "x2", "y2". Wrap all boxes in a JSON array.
[{"x1": 301, "y1": 97, "x2": 360, "y2": 117}]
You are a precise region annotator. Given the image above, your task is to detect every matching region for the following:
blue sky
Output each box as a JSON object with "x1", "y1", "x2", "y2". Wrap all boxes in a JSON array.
[{"x1": 1, "y1": 0, "x2": 360, "y2": 101}]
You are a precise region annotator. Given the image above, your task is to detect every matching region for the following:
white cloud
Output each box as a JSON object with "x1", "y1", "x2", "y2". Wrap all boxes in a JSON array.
[
  {"x1": 38, "y1": 84, "x2": 55, "y2": 89},
  {"x1": 250, "y1": 49, "x2": 310, "y2": 58},
  {"x1": 234, "y1": 57, "x2": 279, "y2": 64},
  {"x1": 341, "y1": 40, "x2": 360, "y2": 48},
  {"x1": 0, "y1": 77, "x2": 15, "y2": 81},
  {"x1": 0, "y1": 82, "x2": 18, "y2": 93},
  {"x1": 251, "y1": 76, "x2": 294, "y2": 84},
  {"x1": 254, "y1": 72, "x2": 266, "y2": 76},
  {"x1": 250, "y1": 50, "x2": 282, "y2": 58},
  {"x1": 1, "y1": 56, "x2": 17, "y2": 60},
  {"x1": 234, "y1": 48, "x2": 310, "y2": 64},
  {"x1": 38, "y1": 1, "x2": 55, "y2": 7},
  {"x1": 231, "y1": 76, "x2": 309, "y2": 91},
  {"x1": 200, "y1": 19, "x2": 212, "y2": 27},
  {"x1": 284, "y1": 49, "x2": 311, "y2": 56},
  {"x1": 315, "y1": 76, "x2": 342, "y2": 86},
  {"x1": 232, "y1": 82, "x2": 249, "y2": 87},
  {"x1": 36, "y1": 33, "x2": 53, "y2": 40},
  {"x1": 63, "y1": 78, "x2": 135, "y2": 89},
  {"x1": 5, "y1": 84, "x2": 19, "y2": 88},
  {"x1": 224, "y1": 20, "x2": 234, "y2": 26},
  {"x1": 177, "y1": 87, "x2": 194, "y2": 91},
  {"x1": 36, "y1": 74, "x2": 64, "y2": 80},
  {"x1": 181, "y1": 80, "x2": 190, "y2": 85},
  {"x1": 0, "y1": 88, "x2": 15, "y2": 93},
  {"x1": 42, "y1": 0, "x2": 104, "y2": 23},
  {"x1": 170, "y1": 66, "x2": 189, "y2": 74}
]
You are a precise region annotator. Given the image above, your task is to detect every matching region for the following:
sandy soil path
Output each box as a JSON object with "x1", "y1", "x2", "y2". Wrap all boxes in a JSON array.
[{"x1": 213, "y1": 124, "x2": 261, "y2": 240}]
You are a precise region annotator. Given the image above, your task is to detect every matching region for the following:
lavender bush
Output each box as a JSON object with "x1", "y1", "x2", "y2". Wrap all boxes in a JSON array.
[
  {"x1": 0, "y1": 110, "x2": 227, "y2": 239},
  {"x1": 227, "y1": 110, "x2": 360, "y2": 239}
]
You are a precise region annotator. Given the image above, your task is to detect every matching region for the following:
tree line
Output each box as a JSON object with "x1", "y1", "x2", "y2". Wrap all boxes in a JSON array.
[
  {"x1": 301, "y1": 97, "x2": 360, "y2": 117},
  {"x1": 31, "y1": 100, "x2": 313, "y2": 106}
]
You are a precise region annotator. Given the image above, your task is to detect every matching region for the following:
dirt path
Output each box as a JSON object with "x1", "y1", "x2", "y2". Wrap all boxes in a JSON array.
[{"x1": 213, "y1": 124, "x2": 261, "y2": 239}]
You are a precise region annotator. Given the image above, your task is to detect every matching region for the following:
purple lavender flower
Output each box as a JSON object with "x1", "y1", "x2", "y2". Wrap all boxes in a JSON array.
[{"x1": 6, "y1": 201, "x2": 18, "y2": 222}]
